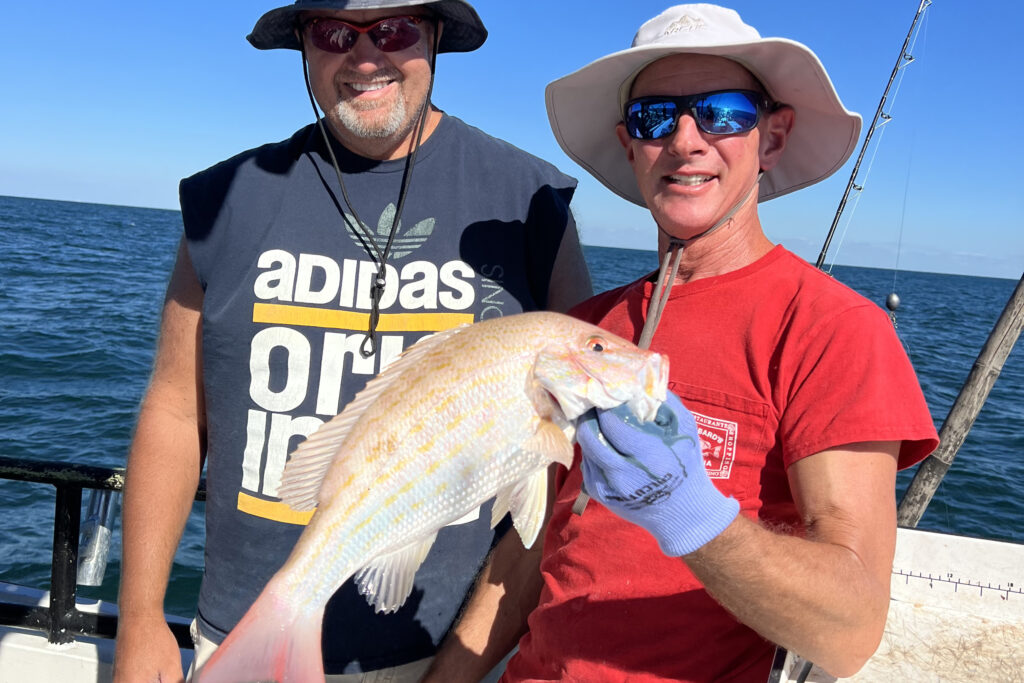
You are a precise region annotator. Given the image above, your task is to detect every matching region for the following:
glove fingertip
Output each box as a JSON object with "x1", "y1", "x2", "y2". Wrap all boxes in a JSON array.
[
  {"x1": 575, "y1": 413, "x2": 601, "y2": 447},
  {"x1": 595, "y1": 406, "x2": 639, "y2": 442}
]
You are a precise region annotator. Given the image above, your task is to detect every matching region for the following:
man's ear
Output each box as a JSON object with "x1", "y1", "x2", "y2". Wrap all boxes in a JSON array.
[
  {"x1": 615, "y1": 122, "x2": 636, "y2": 164},
  {"x1": 759, "y1": 105, "x2": 794, "y2": 171}
]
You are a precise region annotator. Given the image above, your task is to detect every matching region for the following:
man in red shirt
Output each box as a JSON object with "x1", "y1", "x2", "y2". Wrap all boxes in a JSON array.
[{"x1": 426, "y1": 4, "x2": 938, "y2": 682}]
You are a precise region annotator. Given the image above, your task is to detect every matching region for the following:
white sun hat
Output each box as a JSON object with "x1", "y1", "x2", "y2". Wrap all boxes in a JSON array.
[{"x1": 545, "y1": 3, "x2": 862, "y2": 206}]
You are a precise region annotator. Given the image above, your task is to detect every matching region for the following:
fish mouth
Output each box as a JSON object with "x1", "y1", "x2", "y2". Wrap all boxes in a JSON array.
[
  {"x1": 631, "y1": 354, "x2": 669, "y2": 422},
  {"x1": 535, "y1": 350, "x2": 668, "y2": 423}
]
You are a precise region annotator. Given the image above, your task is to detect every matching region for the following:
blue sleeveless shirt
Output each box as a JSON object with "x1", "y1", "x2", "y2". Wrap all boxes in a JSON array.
[{"x1": 180, "y1": 114, "x2": 577, "y2": 673}]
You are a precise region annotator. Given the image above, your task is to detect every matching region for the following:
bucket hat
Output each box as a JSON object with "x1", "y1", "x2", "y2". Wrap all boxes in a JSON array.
[
  {"x1": 248, "y1": 0, "x2": 487, "y2": 53},
  {"x1": 545, "y1": 4, "x2": 861, "y2": 205}
]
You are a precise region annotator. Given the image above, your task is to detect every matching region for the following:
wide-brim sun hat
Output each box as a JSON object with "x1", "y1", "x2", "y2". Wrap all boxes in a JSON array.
[
  {"x1": 545, "y1": 3, "x2": 862, "y2": 206},
  {"x1": 248, "y1": 0, "x2": 487, "y2": 53}
]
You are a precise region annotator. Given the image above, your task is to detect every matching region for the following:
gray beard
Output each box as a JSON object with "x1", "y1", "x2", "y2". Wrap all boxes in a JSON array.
[{"x1": 333, "y1": 94, "x2": 409, "y2": 140}]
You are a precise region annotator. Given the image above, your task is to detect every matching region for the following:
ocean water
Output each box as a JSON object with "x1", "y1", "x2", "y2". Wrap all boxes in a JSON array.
[{"x1": 1, "y1": 195, "x2": 1021, "y2": 618}]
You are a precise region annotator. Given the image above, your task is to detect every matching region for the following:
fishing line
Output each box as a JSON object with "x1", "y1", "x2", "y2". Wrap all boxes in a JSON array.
[
  {"x1": 889, "y1": 11, "x2": 930, "y2": 351},
  {"x1": 824, "y1": 8, "x2": 930, "y2": 275},
  {"x1": 889, "y1": 147, "x2": 913, "y2": 304},
  {"x1": 892, "y1": 11, "x2": 929, "y2": 289},
  {"x1": 884, "y1": 131, "x2": 915, "y2": 337},
  {"x1": 824, "y1": 106, "x2": 893, "y2": 275}
]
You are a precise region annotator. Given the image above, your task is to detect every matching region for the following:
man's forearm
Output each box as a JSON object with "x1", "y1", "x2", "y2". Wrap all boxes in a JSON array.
[
  {"x1": 114, "y1": 400, "x2": 204, "y2": 682},
  {"x1": 685, "y1": 513, "x2": 891, "y2": 677},
  {"x1": 118, "y1": 401, "x2": 203, "y2": 619},
  {"x1": 425, "y1": 530, "x2": 544, "y2": 682},
  {"x1": 683, "y1": 446, "x2": 901, "y2": 678}
]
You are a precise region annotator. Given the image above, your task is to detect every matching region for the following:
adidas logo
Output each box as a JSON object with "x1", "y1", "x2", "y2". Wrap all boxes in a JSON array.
[{"x1": 344, "y1": 203, "x2": 436, "y2": 259}]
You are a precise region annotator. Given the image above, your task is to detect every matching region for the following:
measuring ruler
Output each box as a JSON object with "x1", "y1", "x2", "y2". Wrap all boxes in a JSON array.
[
  {"x1": 893, "y1": 567, "x2": 1022, "y2": 599},
  {"x1": 890, "y1": 527, "x2": 1024, "y2": 620},
  {"x1": 777, "y1": 528, "x2": 1024, "y2": 682}
]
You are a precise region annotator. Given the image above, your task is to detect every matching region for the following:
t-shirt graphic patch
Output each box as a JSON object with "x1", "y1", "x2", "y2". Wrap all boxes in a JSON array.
[{"x1": 693, "y1": 412, "x2": 737, "y2": 479}]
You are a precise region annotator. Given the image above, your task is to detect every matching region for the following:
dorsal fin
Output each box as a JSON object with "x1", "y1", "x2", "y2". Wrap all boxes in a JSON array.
[{"x1": 278, "y1": 323, "x2": 472, "y2": 510}]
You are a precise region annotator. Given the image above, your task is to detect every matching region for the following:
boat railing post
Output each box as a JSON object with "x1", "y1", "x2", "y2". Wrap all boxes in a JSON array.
[
  {"x1": 0, "y1": 455, "x2": 203, "y2": 646},
  {"x1": 898, "y1": 272, "x2": 1024, "y2": 526},
  {"x1": 49, "y1": 483, "x2": 82, "y2": 644}
]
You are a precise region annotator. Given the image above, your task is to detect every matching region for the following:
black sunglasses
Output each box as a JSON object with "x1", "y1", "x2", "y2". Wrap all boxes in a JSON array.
[{"x1": 624, "y1": 90, "x2": 773, "y2": 139}]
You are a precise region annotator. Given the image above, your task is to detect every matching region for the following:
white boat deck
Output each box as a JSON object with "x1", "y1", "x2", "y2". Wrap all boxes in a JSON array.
[
  {"x1": 2, "y1": 527, "x2": 1022, "y2": 682},
  {"x1": 778, "y1": 527, "x2": 1024, "y2": 682}
]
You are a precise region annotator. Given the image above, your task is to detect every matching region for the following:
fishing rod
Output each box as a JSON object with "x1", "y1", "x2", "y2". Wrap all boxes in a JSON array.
[{"x1": 815, "y1": 0, "x2": 932, "y2": 270}]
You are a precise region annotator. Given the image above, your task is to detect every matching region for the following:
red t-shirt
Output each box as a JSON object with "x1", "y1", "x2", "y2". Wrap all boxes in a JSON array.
[{"x1": 504, "y1": 246, "x2": 938, "y2": 682}]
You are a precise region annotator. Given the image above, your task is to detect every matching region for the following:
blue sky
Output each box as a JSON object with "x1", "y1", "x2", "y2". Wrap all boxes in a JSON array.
[{"x1": 2, "y1": 1, "x2": 1020, "y2": 278}]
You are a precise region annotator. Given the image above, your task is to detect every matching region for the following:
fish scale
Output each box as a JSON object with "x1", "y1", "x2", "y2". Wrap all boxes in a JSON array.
[
  {"x1": 196, "y1": 311, "x2": 668, "y2": 682},
  {"x1": 280, "y1": 341, "x2": 558, "y2": 611}
]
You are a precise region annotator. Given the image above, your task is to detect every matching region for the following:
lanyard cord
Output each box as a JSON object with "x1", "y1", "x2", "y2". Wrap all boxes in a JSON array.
[{"x1": 299, "y1": 29, "x2": 440, "y2": 358}]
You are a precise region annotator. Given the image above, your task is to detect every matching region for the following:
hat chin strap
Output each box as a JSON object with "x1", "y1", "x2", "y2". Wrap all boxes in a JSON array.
[
  {"x1": 657, "y1": 170, "x2": 764, "y2": 249},
  {"x1": 638, "y1": 171, "x2": 763, "y2": 349}
]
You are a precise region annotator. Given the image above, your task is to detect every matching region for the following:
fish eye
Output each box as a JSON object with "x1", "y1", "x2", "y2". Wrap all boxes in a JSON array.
[{"x1": 586, "y1": 336, "x2": 605, "y2": 352}]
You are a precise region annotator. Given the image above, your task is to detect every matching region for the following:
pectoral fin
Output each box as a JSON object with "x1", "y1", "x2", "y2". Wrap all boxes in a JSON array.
[
  {"x1": 491, "y1": 467, "x2": 549, "y2": 549},
  {"x1": 354, "y1": 533, "x2": 437, "y2": 614},
  {"x1": 524, "y1": 419, "x2": 574, "y2": 468}
]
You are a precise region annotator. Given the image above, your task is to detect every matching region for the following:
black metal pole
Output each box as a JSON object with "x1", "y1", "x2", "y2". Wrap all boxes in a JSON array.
[{"x1": 49, "y1": 484, "x2": 82, "y2": 644}]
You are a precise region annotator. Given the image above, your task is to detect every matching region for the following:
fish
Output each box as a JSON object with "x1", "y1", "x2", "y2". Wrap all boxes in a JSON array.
[{"x1": 195, "y1": 311, "x2": 668, "y2": 682}]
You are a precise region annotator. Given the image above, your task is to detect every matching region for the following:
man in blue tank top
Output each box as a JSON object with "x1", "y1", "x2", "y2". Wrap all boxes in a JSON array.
[{"x1": 113, "y1": 2, "x2": 591, "y2": 681}]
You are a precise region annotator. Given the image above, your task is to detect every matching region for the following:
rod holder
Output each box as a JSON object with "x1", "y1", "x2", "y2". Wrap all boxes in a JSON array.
[{"x1": 77, "y1": 489, "x2": 120, "y2": 586}]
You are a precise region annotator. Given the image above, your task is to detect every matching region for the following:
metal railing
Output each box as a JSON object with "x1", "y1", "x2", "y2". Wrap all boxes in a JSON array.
[{"x1": 0, "y1": 455, "x2": 204, "y2": 648}]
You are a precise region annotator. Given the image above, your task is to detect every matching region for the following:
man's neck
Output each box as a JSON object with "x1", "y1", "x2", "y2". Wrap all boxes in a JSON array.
[
  {"x1": 328, "y1": 107, "x2": 443, "y2": 161},
  {"x1": 658, "y1": 212, "x2": 774, "y2": 284}
]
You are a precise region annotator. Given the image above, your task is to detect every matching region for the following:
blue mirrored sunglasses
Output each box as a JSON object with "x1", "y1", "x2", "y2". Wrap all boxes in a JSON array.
[{"x1": 624, "y1": 90, "x2": 772, "y2": 139}]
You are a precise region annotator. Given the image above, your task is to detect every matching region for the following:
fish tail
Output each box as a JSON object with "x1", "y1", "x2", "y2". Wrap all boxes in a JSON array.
[{"x1": 195, "y1": 585, "x2": 325, "y2": 683}]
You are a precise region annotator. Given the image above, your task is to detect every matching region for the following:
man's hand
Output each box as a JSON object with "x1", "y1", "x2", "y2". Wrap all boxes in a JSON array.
[
  {"x1": 113, "y1": 614, "x2": 185, "y2": 683},
  {"x1": 576, "y1": 392, "x2": 739, "y2": 556}
]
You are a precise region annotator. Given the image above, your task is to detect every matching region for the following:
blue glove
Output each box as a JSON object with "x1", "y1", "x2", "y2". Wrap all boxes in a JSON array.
[{"x1": 577, "y1": 392, "x2": 740, "y2": 556}]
